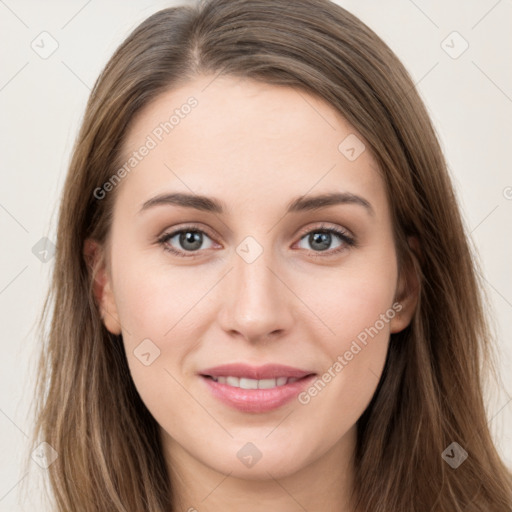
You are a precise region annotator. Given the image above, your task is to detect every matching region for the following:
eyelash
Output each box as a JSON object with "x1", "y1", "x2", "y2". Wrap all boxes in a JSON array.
[{"x1": 156, "y1": 223, "x2": 356, "y2": 258}]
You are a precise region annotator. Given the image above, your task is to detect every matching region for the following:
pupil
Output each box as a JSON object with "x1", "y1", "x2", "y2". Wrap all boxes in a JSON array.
[
  {"x1": 310, "y1": 232, "x2": 330, "y2": 251},
  {"x1": 180, "y1": 231, "x2": 202, "y2": 251}
]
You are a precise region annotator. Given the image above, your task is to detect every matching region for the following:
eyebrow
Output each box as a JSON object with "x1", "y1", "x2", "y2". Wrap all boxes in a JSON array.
[{"x1": 139, "y1": 191, "x2": 374, "y2": 216}]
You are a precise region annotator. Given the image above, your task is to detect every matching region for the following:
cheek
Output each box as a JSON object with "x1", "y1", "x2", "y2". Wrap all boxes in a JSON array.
[
  {"x1": 299, "y1": 258, "x2": 397, "y2": 352},
  {"x1": 112, "y1": 247, "x2": 203, "y2": 340},
  {"x1": 296, "y1": 256, "x2": 398, "y2": 407},
  {"x1": 330, "y1": 274, "x2": 396, "y2": 345},
  {"x1": 111, "y1": 253, "x2": 202, "y2": 420}
]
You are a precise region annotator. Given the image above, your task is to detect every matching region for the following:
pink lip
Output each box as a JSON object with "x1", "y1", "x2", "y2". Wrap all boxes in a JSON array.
[
  {"x1": 200, "y1": 363, "x2": 314, "y2": 380},
  {"x1": 199, "y1": 363, "x2": 316, "y2": 413}
]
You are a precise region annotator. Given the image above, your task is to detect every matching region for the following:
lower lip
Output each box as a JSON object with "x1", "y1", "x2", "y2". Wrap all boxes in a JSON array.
[{"x1": 200, "y1": 375, "x2": 316, "y2": 413}]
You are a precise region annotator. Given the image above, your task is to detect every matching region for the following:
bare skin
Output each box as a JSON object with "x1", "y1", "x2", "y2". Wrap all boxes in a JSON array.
[{"x1": 87, "y1": 74, "x2": 418, "y2": 512}]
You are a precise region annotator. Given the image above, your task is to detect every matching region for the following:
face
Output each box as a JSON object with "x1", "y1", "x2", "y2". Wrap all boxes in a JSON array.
[{"x1": 90, "y1": 74, "x2": 417, "y2": 481}]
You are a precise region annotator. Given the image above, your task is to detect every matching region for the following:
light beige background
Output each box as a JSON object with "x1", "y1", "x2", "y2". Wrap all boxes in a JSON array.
[{"x1": 0, "y1": 1, "x2": 511, "y2": 510}]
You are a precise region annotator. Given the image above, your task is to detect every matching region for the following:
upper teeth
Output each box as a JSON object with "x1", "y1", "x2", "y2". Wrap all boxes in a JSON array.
[{"x1": 211, "y1": 376, "x2": 299, "y2": 389}]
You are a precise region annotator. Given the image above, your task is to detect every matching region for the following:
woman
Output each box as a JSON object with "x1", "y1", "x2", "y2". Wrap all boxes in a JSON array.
[{"x1": 27, "y1": 0, "x2": 512, "y2": 510}]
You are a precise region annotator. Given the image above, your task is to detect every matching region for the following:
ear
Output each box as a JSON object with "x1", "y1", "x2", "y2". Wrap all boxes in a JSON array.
[
  {"x1": 83, "y1": 238, "x2": 122, "y2": 335},
  {"x1": 389, "y1": 236, "x2": 421, "y2": 334}
]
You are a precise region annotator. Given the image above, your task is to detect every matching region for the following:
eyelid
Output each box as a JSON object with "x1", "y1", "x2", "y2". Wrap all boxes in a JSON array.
[
  {"x1": 158, "y1": 222, "x2": 217, "y2": 241},
  {"x1": 295, "y1": 222, "x2": 354, "y2": 241}
]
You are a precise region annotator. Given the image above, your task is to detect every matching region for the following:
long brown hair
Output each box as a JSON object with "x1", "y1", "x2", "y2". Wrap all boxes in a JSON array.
[{"x1": 25, "y1": 0, "x2": 512, "y2": 510}]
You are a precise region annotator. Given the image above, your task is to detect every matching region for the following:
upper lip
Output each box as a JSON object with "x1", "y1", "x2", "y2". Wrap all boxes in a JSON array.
[{"x1": 200, "y1": 363, "x2": 315, "y2": 380}]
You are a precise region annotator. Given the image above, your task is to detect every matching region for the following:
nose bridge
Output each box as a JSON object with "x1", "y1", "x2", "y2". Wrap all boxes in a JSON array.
[{"x1": 220, "y1": 235, "x2": 292, "y2": 340}]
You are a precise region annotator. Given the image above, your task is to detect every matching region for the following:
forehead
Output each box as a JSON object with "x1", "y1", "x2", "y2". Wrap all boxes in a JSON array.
[{"x1": 117, "y1": 74, "x2": 385, "y2": 215}]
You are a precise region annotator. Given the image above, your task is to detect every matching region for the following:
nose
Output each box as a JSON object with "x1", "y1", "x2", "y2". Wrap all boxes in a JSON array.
[{"x1": 217, "y1": 243, "x2": 295, "y2": 344}]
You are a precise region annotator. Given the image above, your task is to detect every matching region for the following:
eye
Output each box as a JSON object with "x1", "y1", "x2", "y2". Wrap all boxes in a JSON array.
[
  {"x1": 157, "y1": 223, "x2": 356, "y2": 258},
  {"x1": 157, "y1": 225, "x2": 217, "y2": 257},
  {"x1": 295, "y1": 224, "x2": 355, "y2": 255}
]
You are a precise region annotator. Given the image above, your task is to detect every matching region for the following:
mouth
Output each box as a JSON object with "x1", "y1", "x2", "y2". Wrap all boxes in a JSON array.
[
  {"x1": 199, "y1": 363, "x2": 316, "y2": 413},
  {"x1": 201, "y1": 375, "x2": 308, "y2": 389}
]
